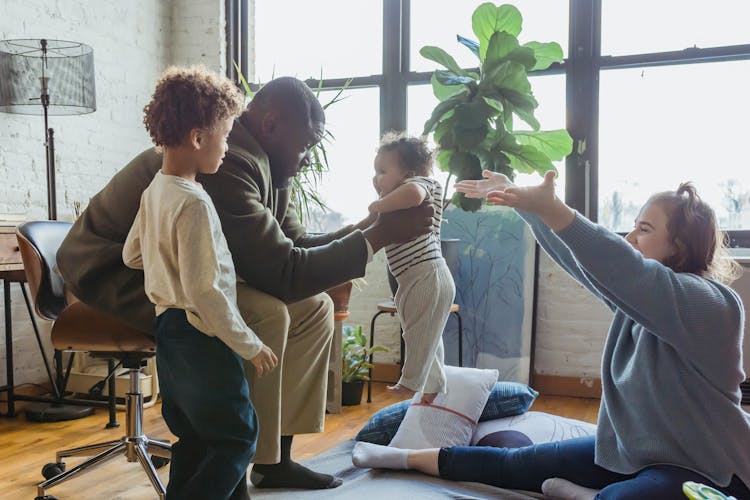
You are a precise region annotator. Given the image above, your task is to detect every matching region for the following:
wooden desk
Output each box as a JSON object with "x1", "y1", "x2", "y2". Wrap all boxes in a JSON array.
[{"x1": 0, "y1": 224, "x2": 36, "y2": 416}]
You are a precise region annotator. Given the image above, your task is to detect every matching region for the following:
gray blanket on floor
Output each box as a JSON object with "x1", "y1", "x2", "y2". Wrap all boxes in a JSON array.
[{"x1": 248, "y1": 439, "x2": 543, "y2": 499}]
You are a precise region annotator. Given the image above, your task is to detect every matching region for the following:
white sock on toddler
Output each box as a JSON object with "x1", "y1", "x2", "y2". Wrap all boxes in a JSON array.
[
  {"x1": 351, "y1": 442, "x2": 409, "y2": 470},
  {"x1": 541, "y1": 477, "x2": 600, "y2": 500}
]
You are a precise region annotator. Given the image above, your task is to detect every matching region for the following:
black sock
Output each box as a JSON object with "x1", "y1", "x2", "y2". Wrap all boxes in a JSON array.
[{"x1": 250, "y1": 435, "x2": 343, "y2": 490}]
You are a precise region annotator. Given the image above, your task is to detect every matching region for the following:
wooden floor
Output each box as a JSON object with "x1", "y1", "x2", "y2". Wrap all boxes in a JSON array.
[{"x1": 0, "y1": 383, "x2": 599, "y2": 500}]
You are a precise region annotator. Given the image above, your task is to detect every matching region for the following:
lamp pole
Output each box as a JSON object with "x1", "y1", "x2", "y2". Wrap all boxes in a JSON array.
[{"x1": 39, "y1": 39, "x2": 57, "y2": 221}]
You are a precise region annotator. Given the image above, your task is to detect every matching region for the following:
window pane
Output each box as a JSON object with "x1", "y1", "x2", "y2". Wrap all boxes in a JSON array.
[
  {"x1": 602, "y1": 1, "x2": 750, "y2": 56},
  {"x1": 407, "y1": 74, "x2": 567, "y2": 196},
  {"x1": 599, "y1": 61, "x2": 750, "y2": 231},
  {"x1": 411, "y1": 0, "x2": 568, "y2": 73},
  {"x1": 310, "y1": 87, "x2": 380, "y2": 229},
  {"x1": 252, "y1": 1, "x2": 382, "y2": 81}
]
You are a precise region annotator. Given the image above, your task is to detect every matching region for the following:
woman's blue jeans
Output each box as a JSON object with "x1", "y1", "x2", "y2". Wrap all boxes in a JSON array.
[{"x1": 438, "y1": 436, "x2": 749, "y2": 500}]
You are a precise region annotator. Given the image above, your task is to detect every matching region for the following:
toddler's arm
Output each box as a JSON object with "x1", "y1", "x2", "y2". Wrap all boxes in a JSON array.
[{"x1": 369, "y1": 183, "x2": 427, "y2": 214}]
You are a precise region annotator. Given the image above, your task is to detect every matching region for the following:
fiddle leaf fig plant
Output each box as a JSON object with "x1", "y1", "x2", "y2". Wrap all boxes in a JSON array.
[{"x1": 420, "y1": 2, "x2": 573, "y2": 211}]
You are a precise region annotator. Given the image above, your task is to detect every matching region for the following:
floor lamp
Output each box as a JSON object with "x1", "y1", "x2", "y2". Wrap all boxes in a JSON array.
[
  {"x1": 0, "y1": 39, "x2": 96, "y2": 422},
  {"x1": 0, "y1": 38, "x2": 96, "y2": 220}
]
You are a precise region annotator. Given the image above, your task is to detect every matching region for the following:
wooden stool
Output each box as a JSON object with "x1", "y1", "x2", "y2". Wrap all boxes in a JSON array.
[{"x1": 367, "y1": 300, "x2": 462, "y2": 402}]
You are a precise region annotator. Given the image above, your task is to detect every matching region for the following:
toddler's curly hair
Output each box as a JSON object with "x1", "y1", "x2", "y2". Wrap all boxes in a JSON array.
[
  {"x1": 143, "y1": 65, "x2": 244, "y2": 147},
  {"x1": 377, "y1": 131, "x2": 434, "y2": 177}
]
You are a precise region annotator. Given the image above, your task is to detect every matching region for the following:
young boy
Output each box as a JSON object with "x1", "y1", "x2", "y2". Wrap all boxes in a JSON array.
[
  {"x1": 123, "y1": 66, "x2": 278, "y2": 499},
  {"x1": 368, "y1": 132, "x2": 456, "y2": 404}
]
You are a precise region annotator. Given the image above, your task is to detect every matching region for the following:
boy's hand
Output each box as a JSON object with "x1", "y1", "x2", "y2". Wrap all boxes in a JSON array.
[
  {"x1": 454, "y1": 170, "x2": 515, "y2": 199},
  {"x1": 250, "y1": 345, "x2": 278, "y2": 377}
]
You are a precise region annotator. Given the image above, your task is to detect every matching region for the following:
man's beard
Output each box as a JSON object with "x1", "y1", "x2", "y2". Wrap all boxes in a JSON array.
[{"x1": 270, "y1": 169, "x2": 292, "y2": 188}]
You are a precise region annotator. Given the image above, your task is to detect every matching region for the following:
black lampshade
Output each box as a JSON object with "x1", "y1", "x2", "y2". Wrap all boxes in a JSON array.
[{"x1": 0, "y1": 38, "x2": 96, "y2": 115}]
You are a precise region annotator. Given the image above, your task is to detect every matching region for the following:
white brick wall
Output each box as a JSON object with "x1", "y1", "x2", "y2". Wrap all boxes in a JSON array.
[
  {"x1": 534, "y1": 253, "x2": 613, "y2": 378},
  {"x1": 0, "y1": 0, "x2": 223, "y2": 387}
]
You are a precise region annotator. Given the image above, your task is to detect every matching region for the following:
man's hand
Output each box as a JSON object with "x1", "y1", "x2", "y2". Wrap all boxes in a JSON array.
[
  {"x1": 250, "y1": 344, "x2": 278, "y2": 377},
  {"x1": 353, "y1": 210, "x2": 378, "y2": 232},
  {"x1": 362, "y1": 200, "x2": 434, "y2": 253}
]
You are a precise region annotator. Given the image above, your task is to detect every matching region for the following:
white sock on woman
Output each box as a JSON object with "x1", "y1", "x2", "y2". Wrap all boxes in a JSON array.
[
  {"x1": 541, "y1": 477, "x2": 600, "y2": 500},
  {"x1": 352, "y1": 442, "x2": 408, "y2": 470}
]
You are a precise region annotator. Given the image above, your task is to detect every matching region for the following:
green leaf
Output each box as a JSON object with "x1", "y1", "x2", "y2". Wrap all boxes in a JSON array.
[
  {"x1": 420, "y1": 46, "x2": 469, "y2": 76},
  {"x1": 422, "y1": 92, "x2": 466, "y2": 135},
  {"x1": 506, "y1": 144, "x2": 555, "y2": 174},
  {"x1": 515, "y1": 129, "x2": 573, "y2": 161},
  {"x1": 483, "y1": 61, "x2": 531, "y2": 96},
  {"x1": 509, "y1": 102, "x2": 540, "y2": 130},
  {"x1": 435, "y1": 70, "x2": 475, "y2": 86},
  {"x1": 483, "y1": 31, "x2": 519, "y2": 65},
  {"x1": 233, "y1": 60, "x2": 253, "y2": 97},
  {"x1": 507, "y1": 46, "x2": 537, "y2": 71},
  {"x1": 453, "y1": 192, "x2": 484, "y2": 212},
  {"x1": 456, "y1": 34, "x2": 480, "y2": 58},
  {"x1": 473, "y1": 3, "x2": 523, "y2": 61},
  {"x1": 436, "y1": 149, "x2": 453, "y2": 172},
  {"x1": 434, "y1": 120, "x2": 457, "y2": 149},
  {"x1": 452, "y1": 103, "x2": 490, "y2": 148},
  {"x1": 431, "y1": 73, "x2": 471, "y2": 102},
  {"x1": 450, "y1": 151, "x2": 482, "y2": 180},
  {"x1": 523, "y1": 41, "x2": 564, "y2": 71}
]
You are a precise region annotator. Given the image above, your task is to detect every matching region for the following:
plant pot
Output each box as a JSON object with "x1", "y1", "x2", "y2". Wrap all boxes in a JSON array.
[
  {"x1": 326, "y1": 280, "x2": 353, "y2": 314},
  {"x1": 341, "y1": 380, "x2": 364, "y2": 406}
]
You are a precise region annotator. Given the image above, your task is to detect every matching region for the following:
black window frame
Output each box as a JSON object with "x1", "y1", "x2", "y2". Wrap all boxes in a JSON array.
[{"x1": 228, "y1": 0, "x2": 750, "y2": 246}]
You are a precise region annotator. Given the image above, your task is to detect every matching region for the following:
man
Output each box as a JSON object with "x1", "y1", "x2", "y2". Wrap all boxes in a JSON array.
[{"x1": 57, "y1": 76, "x2": 433, "y2": 491}]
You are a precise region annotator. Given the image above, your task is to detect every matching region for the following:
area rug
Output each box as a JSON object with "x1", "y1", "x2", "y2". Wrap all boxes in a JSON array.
[{"x1": 249, "y1": 439, "x2": 543, "y2": 499}]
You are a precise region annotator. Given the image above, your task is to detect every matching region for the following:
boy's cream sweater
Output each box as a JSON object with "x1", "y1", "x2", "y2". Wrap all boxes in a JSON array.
[{"x1": 123, "y1": 171, "x2": 262, "y2": 360}]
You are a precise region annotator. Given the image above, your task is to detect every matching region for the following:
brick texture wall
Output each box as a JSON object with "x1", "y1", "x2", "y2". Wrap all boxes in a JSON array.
[{"x1": 0, "y1": 0, "x2": 223, "y2": 387}]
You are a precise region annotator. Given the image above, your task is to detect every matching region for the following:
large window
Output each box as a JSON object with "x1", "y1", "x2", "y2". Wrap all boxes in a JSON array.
[{"x1": 239, "y1": 0, "x2": 750, "y2": 240}]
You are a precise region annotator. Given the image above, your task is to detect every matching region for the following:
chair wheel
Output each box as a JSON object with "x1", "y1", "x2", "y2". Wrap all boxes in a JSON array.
[
  {"x1": 151, "y1": 455, "x2": 170, "y2": 468},
  {"x1": 35, "y1": 496, "x2": 58, "y2": 500},
  {"x1": 41, "y1": 462, "x2": 66, "y2": 480}
]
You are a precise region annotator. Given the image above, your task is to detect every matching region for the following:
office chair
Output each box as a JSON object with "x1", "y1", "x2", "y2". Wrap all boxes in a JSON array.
[{"x1": 16, "y1": 221, "x2": 172, "y2": 500}]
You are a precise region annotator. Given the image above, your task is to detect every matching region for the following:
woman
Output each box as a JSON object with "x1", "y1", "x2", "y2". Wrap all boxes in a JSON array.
[{"x1": 352, "y1": 170, "x2": 750, "y2": 500}]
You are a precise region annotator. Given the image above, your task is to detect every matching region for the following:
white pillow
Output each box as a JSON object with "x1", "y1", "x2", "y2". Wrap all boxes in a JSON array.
[
  {"x1": 388, "y1": 366, "x2": 498, "y2": 449},
  {"x1": 470, "y1": 411, "x2": 597, "y2": 447}
]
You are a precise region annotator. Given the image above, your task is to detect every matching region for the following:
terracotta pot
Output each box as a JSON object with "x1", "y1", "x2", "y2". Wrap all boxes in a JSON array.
[{"x1": 325, "y1": 280, "x2": 353, "y2": 314}]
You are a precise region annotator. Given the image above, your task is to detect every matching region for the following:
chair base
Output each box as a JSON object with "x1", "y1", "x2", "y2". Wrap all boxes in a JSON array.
[
  {"x1": 36, "y1": 434, "x2": 171, "y2": 499},
  {"x1": 25, "y1": 402, "x2": 95, "y2": 423},
  {"x1": 36, "y1": 367, "x2": 171, "y2": 500}
]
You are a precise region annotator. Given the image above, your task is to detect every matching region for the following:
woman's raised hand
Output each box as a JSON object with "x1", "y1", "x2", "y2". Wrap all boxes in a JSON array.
[
  {"x1": 486, "y1": 170, "x2": 557, "y2": 213},
  {"x1": 486, "y1": 170, "x2": 575, "y2": 232},
  {"x1": 454, "y1": 170, "x2": 515, "y2": 199}
]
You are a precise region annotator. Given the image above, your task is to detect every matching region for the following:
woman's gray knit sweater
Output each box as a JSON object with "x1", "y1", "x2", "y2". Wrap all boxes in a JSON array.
[{"x1": 521, "y1": 210, "x2": 750, "y2": 488}]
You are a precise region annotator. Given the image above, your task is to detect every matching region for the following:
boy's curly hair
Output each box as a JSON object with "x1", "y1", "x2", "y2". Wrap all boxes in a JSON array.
[
  {"x1": 377, "y1": 131, "x2": 434, "y2": 177},
  {"x1": 143, "y1": 65, "x2": 244, "y2": 147}
]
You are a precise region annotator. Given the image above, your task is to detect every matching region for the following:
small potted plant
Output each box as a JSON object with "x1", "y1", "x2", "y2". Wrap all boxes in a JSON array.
[{"x1": 342, "y1": 324, "x2": 387, "y2": 406}]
